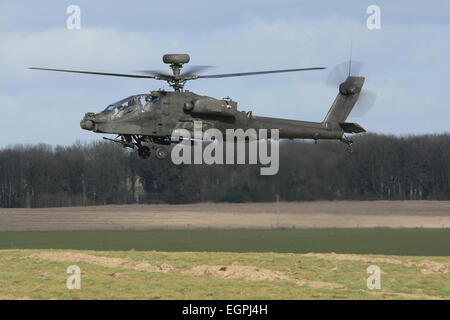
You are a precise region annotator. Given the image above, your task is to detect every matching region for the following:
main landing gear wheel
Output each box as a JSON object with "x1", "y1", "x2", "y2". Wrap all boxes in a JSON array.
[
  {"x1": 155, "y1": 147, "x2": 168, "y2": 160},
  {"x1": 138, "y1": 146, "x2": 151, "y2": 159}
]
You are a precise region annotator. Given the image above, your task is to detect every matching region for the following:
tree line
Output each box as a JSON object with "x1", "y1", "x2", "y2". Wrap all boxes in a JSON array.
[{"x1": 0, "y1": 133, "x2": 449, "y2": 208}]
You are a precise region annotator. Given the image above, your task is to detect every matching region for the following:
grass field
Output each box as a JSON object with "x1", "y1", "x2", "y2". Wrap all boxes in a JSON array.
[
  {"x1": 0, "y1": 201, "x2": 448, "y2": 300},
  {"x1": 0, "y1": 228, "x2": 449, "y2": 256},
  {"x1": 0, "y1": 248, "x2": 448, "y2": 300}
]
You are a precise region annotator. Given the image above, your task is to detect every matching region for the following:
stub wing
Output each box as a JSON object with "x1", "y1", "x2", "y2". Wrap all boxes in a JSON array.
[{"x1": 339, "y1": 122, "x2": 366, "y2": 133}]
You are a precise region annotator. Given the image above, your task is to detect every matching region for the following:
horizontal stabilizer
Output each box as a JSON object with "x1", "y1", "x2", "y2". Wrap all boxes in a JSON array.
[{"x1": 339, "y1": 122, "x2": 366, "y2": 133}]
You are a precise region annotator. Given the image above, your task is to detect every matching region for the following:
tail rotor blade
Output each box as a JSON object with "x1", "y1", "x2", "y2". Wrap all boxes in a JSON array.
[
  {"x1": 326, "y1": 64, "x2": 346, "y2": 87},
  {"x1": 351, "y1": 90, "x2": 377, "y2": 117},
  {"x1": 326, "y1": 61, "x2": 363, "y2": 87},
  {"x1": 326, "y1": 60, "x2": 376, "y2": 118}
]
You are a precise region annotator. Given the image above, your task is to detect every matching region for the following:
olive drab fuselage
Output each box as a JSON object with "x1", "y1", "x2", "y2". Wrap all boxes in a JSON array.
[{"x1": 80, "y1": 89, "x2": 356, "y2": 142}]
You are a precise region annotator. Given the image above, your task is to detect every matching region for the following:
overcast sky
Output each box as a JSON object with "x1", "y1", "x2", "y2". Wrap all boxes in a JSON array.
[{"x1": 0, "y1": 0, "x2": 449, "y2": 147}]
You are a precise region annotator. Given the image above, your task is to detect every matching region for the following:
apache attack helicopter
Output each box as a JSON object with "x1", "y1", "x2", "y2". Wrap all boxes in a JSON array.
[{"x1": 29, "y1": 54, "x2": 373, "y2": 159}]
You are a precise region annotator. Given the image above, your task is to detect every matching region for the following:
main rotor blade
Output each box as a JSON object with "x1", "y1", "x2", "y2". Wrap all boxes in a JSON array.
[
  {"x1": 326, "y1": 61, "x2": 362, "y2": 87},
  {"x1": 137, "y1": 70, "x2": 171, "y2": 77},
  {"x1": 28, "y1": 67, "x2": 156, "y2": 79},
  {"x1": 197, "y1": 67, "x2": 326, "y2": 79},
  {"x1": 182, "y1": 65, "x2": 216, "y2": 76}
]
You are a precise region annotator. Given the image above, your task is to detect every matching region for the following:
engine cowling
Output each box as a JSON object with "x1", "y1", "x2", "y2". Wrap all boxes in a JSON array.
[{"x1": 184, "y1": 98, "x2": 236, "y2": 117}]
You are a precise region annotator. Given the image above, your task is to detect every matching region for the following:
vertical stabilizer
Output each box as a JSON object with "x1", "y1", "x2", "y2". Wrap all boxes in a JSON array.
[{"x1": 323, "y1": 76, "x2": 365, "y2": 123}]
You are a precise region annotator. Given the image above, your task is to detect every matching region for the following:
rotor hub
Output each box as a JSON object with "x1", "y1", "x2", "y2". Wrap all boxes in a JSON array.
[{"x1": 161, "y1": 54, "x2": 191, "y2": 91}]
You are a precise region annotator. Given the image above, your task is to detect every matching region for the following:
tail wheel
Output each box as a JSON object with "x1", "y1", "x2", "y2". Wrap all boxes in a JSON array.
[
  {"x1": 138, "y1": 146, "x2": 151, "y2": 159},
  {"x1": 155, "y1": 147, "x2": 168, "y2": 160}
]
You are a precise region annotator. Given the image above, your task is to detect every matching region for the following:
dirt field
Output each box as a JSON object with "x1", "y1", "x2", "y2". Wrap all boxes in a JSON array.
[{"x1": 0, "y1": 201, "x2": 449, "y2": 231}]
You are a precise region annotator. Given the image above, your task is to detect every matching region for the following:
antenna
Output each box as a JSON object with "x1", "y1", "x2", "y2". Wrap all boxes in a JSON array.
[{"x1": 349, "y1": 41, "x2": 353, "y2": 76}]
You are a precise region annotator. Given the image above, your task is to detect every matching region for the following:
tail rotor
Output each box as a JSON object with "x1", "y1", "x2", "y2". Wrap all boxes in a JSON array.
[{"x1": 326, "y1": 61, "x2": 377, "y2": 117}]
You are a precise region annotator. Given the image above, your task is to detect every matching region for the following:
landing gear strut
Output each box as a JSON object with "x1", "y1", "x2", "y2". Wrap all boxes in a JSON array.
[{"x1": 103, "y1": 135, "x2": 169, "y2": 160}]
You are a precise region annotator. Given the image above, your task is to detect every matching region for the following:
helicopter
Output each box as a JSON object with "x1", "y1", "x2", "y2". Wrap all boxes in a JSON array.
[{"x1": 29, "y1": 53, "x2": 371, "y2": 160}]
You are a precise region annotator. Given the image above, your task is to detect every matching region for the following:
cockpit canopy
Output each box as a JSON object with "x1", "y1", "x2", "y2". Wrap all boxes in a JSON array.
[{"x1": 103, "y1": 94, "x2": 159, "y2": 117}]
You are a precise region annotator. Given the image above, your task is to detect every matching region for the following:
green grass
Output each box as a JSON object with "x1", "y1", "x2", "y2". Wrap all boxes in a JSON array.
[
  {"x1": 0, "y1": 249, "x2": 448, "y2": 299},
  {"x1": 0, "y1": 228, "x2": 449, "y2": 256}
]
